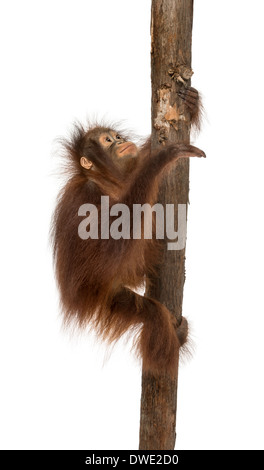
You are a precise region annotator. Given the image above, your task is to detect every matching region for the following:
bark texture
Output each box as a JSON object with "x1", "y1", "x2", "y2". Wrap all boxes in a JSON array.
[{"x1": 139, "y1": 0, "x2": 194, "y2": 450}]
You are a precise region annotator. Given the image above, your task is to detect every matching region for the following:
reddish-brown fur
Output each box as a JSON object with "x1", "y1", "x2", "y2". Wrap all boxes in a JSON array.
[{"x1": 51, "y1": 90, "x2": 204, "y2": 376}]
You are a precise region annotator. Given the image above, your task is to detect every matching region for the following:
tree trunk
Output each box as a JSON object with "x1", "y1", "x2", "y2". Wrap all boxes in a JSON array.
[{"x1": 139, "y1": 0, "x2": 194, "y2": 450}]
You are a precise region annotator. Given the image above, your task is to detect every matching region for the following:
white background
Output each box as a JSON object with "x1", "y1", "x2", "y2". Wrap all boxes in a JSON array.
[{"x1": 0, "y1": 0, "x2": 264, "y2": 450}]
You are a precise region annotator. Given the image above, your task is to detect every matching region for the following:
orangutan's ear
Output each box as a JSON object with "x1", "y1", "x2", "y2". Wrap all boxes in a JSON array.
[{"x1": 80, "y1": 157, "x2": 93, "y2": 169}]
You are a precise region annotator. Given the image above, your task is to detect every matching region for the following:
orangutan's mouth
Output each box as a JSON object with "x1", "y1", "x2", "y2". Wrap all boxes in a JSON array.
[{"x1": 119, "y1": 144, "x2": 134, "y2": 154}]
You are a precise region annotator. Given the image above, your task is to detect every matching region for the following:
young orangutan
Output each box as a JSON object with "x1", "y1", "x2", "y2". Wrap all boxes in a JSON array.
[{"x1": 51, "y1": 87, "x2": 204, "y2": 376}]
